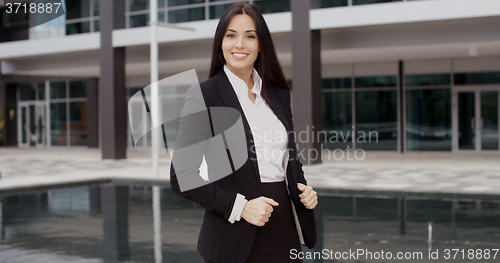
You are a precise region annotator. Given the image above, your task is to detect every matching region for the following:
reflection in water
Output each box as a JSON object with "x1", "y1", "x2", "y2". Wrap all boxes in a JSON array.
[
  {"x1": 153, "y1": 186, "x2": 163, "y2": 263},
  {"x1": 101, "y1": 186, "x2": 130, "y2": 262},
  {"x1": 0, "y1": 184, "x2": 499, "y2": 262},
  {"x1": 0, "y1": 202, "x2": 3, "y2": 240}
]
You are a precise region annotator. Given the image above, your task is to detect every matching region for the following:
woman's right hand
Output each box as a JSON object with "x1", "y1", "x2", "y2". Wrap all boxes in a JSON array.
[{"x1": 241, "y1": 196, "x2": 279, "y2": 227}]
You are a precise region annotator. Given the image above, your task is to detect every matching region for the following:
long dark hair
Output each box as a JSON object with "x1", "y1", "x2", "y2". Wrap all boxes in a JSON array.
[{"x1": 209, "y1": 3, "x2": 290, "y2": 102}]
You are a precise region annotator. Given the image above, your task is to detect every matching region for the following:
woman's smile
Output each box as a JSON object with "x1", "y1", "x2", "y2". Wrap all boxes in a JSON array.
[{"x1": 232, "y1": 52, "x2": 249, "y2": 59}]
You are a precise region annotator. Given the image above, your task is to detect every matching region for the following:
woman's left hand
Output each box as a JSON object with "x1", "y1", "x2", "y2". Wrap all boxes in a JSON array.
[{"x1": 297, "y1": 183, "x2": 318, "y2": 209}]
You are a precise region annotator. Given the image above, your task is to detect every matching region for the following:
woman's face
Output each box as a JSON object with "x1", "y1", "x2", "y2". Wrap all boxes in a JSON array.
[{"x1": 221, "y1": 14, "x2": 259, "y2": 75}]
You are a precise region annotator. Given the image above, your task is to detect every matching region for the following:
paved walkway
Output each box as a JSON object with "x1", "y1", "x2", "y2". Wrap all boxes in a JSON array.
[{"x1": 0, "y1": 147, "x2": 499, "y2": 195}]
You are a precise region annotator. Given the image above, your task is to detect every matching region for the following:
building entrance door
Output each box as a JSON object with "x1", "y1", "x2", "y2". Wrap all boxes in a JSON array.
[
  {"x1": 453, "y1": 88, "x2": 499, "y2": 152},
  {"x1": 18, "y1": 102, "x2": 46, "y2": 147}
]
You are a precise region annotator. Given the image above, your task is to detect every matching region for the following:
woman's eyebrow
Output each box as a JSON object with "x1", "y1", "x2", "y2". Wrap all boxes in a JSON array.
[{"x1": 226, "y1": 29, "x2": 256, "y2": 33}]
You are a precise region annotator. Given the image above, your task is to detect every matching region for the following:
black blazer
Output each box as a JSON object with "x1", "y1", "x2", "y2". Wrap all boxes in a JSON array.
[{"x1": 170, "y1": 69, "x2": 316, "y2": 263}]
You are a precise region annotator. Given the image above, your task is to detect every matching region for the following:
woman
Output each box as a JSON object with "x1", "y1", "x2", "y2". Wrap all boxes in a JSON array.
[{"x1": 170, "y1": 3, "x2": 318, "y2": 263}]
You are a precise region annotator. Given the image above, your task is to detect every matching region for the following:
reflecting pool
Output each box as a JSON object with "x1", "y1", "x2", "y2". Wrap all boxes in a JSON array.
[{"x1": 0, "y1": 182, "x2": 499, "y2": 262}]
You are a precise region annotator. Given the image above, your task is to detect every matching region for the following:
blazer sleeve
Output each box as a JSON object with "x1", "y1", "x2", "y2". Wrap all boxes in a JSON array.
[
  {"x1": 281, "y1": 88, "x2": 308, "y2": 186},
  {"x1": 170, "y1": 85, "x2": 237, "y2": 221}
]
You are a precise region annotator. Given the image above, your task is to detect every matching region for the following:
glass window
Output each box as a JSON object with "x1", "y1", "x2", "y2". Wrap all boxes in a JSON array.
[
  {"x1": 129, "y1": 0, "x2": 149, "y2": 12},
  {"x1": 128, "y1": 0, "x2": 164, "y2": 11},
  {"x1": 4, "y1": 12, "x2": 29, "y2": 26},
  {"x1": 454, "y1": 72, "x2": 500, "y2": 85},
  {"x1": 353, "y1": 0, "x2": 403, "y2": 5},
  {"x1": 69, "y1": 81, "x2": 87, "y2": 98},
  {"x1": 130, "y1": 14, "x2": 149, "y2": 28},
  {"x1": 210, "y1": 4, "x2": 234, "y2": 20},
  {"x1": 481, "y1": 91, "x2": 499, "y2": 150},
  {"x1": 406, "y1": 74, "x2": 451, "y2": 87},
  {"x1": 50, "y1": 82, "x2": 66, "y2": 99},
  {"x1": 66, "y1": 0, "x2": 90, "y2": 20},
  {"x1": 93, "y1": 0, "x2": 99, "y2": 16},
  {"x1": 458, "y1": 92, "x2": 475, "y2": 150},
  {"x1": 70, "y1": 102, "x2": 88, "y2": 146},
  {"x1": 20, "y1": 84, "x2": 36, "y2": 101},
  {"x1": 355, "y1": 90, "x2": 398, "y2": 150},
  {"x1": 159, "y1": 11, "x2": 166, "y2": 22},
  {"x1": 31, "y1": 6, "x2": 65, "y2": 39},
  {"x1": 21, "y1": 107, "x2": 27, "y2": 144},
  {"x1": 323, "y1": 92, "x2": 353, "y2": 150},
  {"x1": 322, "y1": 78, "x2": 352, "y2": 90},
  {"x1": 168, "y1": 7, "x2": 205, "y2": 23},
  {"x1": 66, "y1": 22, "x2": 91, "y2": 35},
  {"x1": 355, "y1": 76, "x2": 397, "y2": 88},
  {"x1": 169, "y1": 0, "x2": 205, "y2": 7},
  {"x1": 50, "y1": 103, "x2": 67, "y2": 146},
  {"x1": 254, "y1": 0, "x2": 291, "y2": 14},
  {"x1": 130, "y1": 13, "x2": 166, "y2": 28},
  {"x1": 321, "y1": 0, "x2": 348, "y2": 8},
  {"x1": 37, "y1": 83, "x2": 46, "y2": 100},
  {"x1": 406, "y1": 89, "x2": 452, "y2": 151},
  {"x1": 93, "y1": 20, "x2": 100, "y2": 32}
]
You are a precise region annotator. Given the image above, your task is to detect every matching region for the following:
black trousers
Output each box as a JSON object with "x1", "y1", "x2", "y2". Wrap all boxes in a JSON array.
[{"x1": 205, "y1": 181, "x2": 303, "y2": 263}]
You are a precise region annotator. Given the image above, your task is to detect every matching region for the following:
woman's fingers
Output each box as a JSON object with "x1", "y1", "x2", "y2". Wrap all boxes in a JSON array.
[
  {"x1": 242, "y1": 196, "x2": 277, "y2": 227},
  {"x1": 298, "y1": 185, "x2": 312, "y2": 199},
  {"x1": 299, "y1": 186, "x2": 318, "y2": 209},
  {"x1": 301, "y1": 191, "x2": 317, "y2": 204},
  {"x1": 261, "y1": 197, "x2": 279, "y2": 206}
]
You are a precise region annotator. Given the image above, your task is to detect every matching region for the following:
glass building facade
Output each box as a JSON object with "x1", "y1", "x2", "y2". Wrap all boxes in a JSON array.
[
  {"x1": 322, "y1": 75, "x2": 399, "y2": 151},
  {"x1": 17, "y1": 80, "x2": 88, "y2": 147},
  {"x1": 322, "y1": 70, "x2": 500, "y2": 152},
  {"x1": 405, "y1": 74, "x2": 453, "y2": 152}
]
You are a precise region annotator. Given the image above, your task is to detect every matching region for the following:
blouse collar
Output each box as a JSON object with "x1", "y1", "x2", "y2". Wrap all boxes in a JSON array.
[{"x1": 223, "y1": 65, "x2": 262, "y2": 99}]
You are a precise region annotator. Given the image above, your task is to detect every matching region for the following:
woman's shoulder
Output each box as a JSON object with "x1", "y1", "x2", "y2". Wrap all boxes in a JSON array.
[
  {"x1": 185, "y1": 73, "x2": 222, "y2": 107},
  {"x1": 199, "y1": 74, "x2": 218, "y2": 89},
  {"x1": 193, "y1": 74, "x2": 220, "y2": 101},
  {"x1": 199, "y1": 70, "x2": 227, "y2": 93},
  {"x1": 270, "y1": 83, "x2": 291, "y2": 101}
]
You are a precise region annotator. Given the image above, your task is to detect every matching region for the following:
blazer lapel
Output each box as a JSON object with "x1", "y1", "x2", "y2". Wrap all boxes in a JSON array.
[
  {"x1": 214, "y1": 70, "x2": 261, "y2": 182},
  {"x1": 265, "y1": 87, "x2": 292, "y2": 133}
]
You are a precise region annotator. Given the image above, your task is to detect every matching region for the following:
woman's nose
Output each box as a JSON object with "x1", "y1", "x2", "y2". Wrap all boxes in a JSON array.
[{"x1": 235, "y1": 36, "x2": 244, "y2": 49}]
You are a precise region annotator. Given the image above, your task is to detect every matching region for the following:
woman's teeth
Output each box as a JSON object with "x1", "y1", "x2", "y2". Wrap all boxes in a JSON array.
[{"x1": 233, "y1": 53, "x2": 248, "y2": 58}]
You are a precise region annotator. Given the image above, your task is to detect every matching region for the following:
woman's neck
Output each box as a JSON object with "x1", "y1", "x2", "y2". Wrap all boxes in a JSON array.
[{"x1": 227, "y1": 66, "x2": 253, "y2": 90}]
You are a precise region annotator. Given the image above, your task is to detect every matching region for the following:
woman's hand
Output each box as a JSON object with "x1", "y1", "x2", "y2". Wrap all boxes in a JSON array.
[
  {"x1": 241, "y1": 196, "x2": 279, "y2": 227},
  {"x1": 297, "y1": 183, "x2": 318, "y2": 209}
]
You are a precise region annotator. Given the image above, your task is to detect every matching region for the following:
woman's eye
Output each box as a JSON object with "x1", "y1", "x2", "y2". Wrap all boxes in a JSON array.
[
  {"x1": 247, "y1": 34, "x2": 256, "y2": 39},
  {"x1": 226, "y1": 33, "x2": 235, "y2": 38}
]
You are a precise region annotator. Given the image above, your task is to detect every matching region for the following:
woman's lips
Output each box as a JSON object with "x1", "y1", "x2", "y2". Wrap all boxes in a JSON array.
[{"x1": 231, "y1": 52, "x2": 249, "y2": 60}]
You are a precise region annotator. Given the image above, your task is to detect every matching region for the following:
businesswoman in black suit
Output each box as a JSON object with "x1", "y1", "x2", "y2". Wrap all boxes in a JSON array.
[{"x1": 170, "y1": 3, "x2": 318, "y2": 263}]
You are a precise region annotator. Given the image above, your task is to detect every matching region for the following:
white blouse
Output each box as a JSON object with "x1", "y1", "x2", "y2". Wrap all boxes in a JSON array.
[{"x1": 223, "y1": 65, "x2": 289, "y2": 223}]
